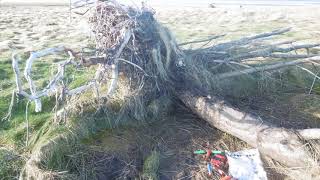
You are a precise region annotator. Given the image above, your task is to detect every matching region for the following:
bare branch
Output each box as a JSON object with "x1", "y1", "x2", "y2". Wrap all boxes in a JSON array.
[
  {"x1": 296, "y1": 65, "x2": 320, "y2": 81},
  {"x1": 308, "y1": 71, "x2": 319, "y2": 94},
  {"x1": 23, "y1": 46, "x2": 66, "y2": 112},
  {"x1": 11, "y1": 47, "x2": 85, "y2": 112},
  {"x1": 107, "y1": 29, "x2": 132, "y2": 96},
  {"x1": 107, "y1": 63, "x2": 119, "y2": 96},
  {"x1": 1, "y1": 90, "x2": 15, "y2": 121},
  {"x1": 229, "y1": 43, "x2": 320, "y2": 61},
  {"x1": 179, "y1": 34, "x2": 225, "y2": 46},
  {"x1": 211, "y1": 28, "x2": 291, "y2": 51},
  {"x1": 12, "y1": 53, "x2": 23, "y2": 93},
  {"x1": 216, "y1": 56, "x2": 320, "y2": 79},
  {"x1": 211, "y1": 60, "x2": 252, "y2": 68},
  {"x1": 66, "y1": 82, "x2": 96, "y2": 96},
  {"x1": 299, "y1": 129, "x2": 320, "y2": 140},
  {"x1": 117, "y1": 58, "x2": 149, "y2": 76}
]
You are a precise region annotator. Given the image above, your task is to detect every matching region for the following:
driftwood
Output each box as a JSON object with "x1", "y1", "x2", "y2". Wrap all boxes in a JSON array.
[
  {"x1": 216, "y1": 56, "x2": 320, "y2": 79},
  {"x1": 12, "y1": 47, "x2": 98, "y2": 112},
  {"x1": 178, "y1": 90, "x2": 320, "y2": 171},
  {"x1": 10, "y1": 29, "x2": 132, "y2": 112},
  {"x1": 8, "y1": 1, "x2": 320, "y2": 179}
]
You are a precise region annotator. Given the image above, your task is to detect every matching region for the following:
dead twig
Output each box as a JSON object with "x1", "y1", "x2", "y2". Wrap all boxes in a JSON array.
[{"x1": 179, "y1": 34, "x2": 225, "y2": 46}]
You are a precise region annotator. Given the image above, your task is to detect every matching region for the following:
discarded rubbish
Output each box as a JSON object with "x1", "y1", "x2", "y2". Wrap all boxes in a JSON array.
[{"x1": 195, "y1": 148, "x2": 267, "y2": 180}]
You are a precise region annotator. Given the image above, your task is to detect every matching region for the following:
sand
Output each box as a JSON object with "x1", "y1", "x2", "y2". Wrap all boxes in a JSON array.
[
  {"x1": 1, "y1": 4, "x2": 319, "y2": 101},
  {"x1": 0, "y1": 0, "x2": 68, "y2": 6},
  {"x1": 154, "y1": 6, "x2": 320, "y2": 43},
  {"x1": 0, "y1": 6, "x2": 90, "y2": 58},
  {"x1": 1, "y1": 5, "x2": 320, "y2": 61}
]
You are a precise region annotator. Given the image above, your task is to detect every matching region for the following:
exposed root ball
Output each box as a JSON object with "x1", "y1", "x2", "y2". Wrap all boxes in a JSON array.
[{"x1": 87, "y1": 1, "x2": 182, "y2": 121}]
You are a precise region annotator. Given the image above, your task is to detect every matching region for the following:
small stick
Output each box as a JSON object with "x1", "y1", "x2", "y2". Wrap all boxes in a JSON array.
[
  {"x1": 211, "y1": 28, "x2": 291, "y2": 51},
  {"x1": 25, "y1": 100, "x2": 30, "y2": 147},
  {"x1": 179, "y1": 34, "x2": 225, "y2": 46},
  {"x1": 117, "y1": 58, "x2": 149, "y2": 76},
  {"x1": 1, "y1": 90, "x2": 15, "y2": 121},
  {"x1": 296, "y1": 65, "x2": 320, "y2": 81},
  {"x1": 308, "y1": 71, "x2": 319, "y2": 94}
]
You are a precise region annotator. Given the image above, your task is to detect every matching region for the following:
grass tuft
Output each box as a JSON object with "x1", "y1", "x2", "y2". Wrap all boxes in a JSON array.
[
  {"x1": 0, "y1": 148, "x2": 24, "y2": 180},
  {"x1": 143, "y1": 151, "x2": 160, "y2": 180}
]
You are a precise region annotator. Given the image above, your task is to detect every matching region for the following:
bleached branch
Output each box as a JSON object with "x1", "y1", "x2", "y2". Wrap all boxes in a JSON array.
[
  {"x1": 211, "y1": 28, "x2": 291, "y2": 51},
  {"x1": 229, "y1": 43, "x2": 320, "y2": 62},
  {"x1": 23, "y1": 46, "x2": 66, "y2": 112},
  {"x1": 11, "y1": 47, "x2": 88, "y2": 112},
  {"x1": 298, "y1": 129, "x2": 320, "y2": 140},
  {"x1": 179, "y1": 34, "x2": 225, "y2": 46},
  {"x1": 107, "y1": 29, "x2": 132, "y2": 96},
  {"x1": 216, "y1": 56, "x2": 320, "y2": 79}
]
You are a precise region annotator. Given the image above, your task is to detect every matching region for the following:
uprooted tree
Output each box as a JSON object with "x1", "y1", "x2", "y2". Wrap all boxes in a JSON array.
[{"x1": 7, "y1": 0, "x2": 320, "y2": 178}]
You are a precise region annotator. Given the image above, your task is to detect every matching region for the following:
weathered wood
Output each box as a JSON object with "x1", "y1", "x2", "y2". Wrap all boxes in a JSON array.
[
  {"x1": 12, "y1": 47, "x2": 98, "y2": 112},
  {"x1": 216, "y1": 56, "x2": 320, "y2": 80},
  {"x1": 178, "y1": 90, "x2": 320, "y2": 169}
]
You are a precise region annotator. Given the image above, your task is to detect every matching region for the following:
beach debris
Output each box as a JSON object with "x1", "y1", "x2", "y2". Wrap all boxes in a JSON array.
[{"x1": 8, "y1": 0, "x2": 320, "y2": 179}]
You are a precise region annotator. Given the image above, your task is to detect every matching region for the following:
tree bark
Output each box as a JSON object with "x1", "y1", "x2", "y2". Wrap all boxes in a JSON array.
[{"x1": 178, "y1": 90, "x2": 320, "y2": 169}]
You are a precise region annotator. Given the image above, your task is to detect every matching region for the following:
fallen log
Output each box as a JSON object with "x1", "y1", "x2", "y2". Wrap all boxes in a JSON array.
[{"x1": 178, "y1": 90, "x2": 320, "y2": 172}]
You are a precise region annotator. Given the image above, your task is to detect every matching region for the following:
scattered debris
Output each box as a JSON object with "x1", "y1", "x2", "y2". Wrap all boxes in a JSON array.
[{"x1": 194, "y1": 148, "x2": 267, "y2": 180}]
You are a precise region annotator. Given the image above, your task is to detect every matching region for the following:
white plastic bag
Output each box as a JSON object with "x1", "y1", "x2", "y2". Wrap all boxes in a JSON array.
[{"x1": 226, "y1": 149, "x2": 267, "y2": 180}]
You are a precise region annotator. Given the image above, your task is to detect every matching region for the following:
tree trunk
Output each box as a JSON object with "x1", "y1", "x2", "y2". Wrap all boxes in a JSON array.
[{"x1": 178, "y1": 90, "x2": 320, "y2": 169}]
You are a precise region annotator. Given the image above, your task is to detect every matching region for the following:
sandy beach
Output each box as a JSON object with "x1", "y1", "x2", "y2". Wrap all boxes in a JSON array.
[
  {"x1": 0, "y1": 0, "x2": 68, "y2": 6},
  {"x1": 1, "y1": 2, "x2": 320, "y2": 57},
  {"x1": 2, "y1": 0, "x2": 320, "y2": 7}
]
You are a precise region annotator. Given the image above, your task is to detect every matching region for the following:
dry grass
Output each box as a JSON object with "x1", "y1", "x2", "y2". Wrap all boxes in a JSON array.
[{"x1": 82, "y1": 103, "x2": 253, "y2": 180}]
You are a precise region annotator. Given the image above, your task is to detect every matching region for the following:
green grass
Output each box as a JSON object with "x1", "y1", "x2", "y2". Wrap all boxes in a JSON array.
[
  {"x1": 33, "y1": 109, "x2": 124, "y2": 179},
  {"x1": 0, "y1": 51, "x2": 96, "y2": 178},
  {"x1": 142, "y1": 151, "x2": 160, "y2": 180},
  {"x1": 0, "y1": 149, "x2": 24, "y2": 180}
]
